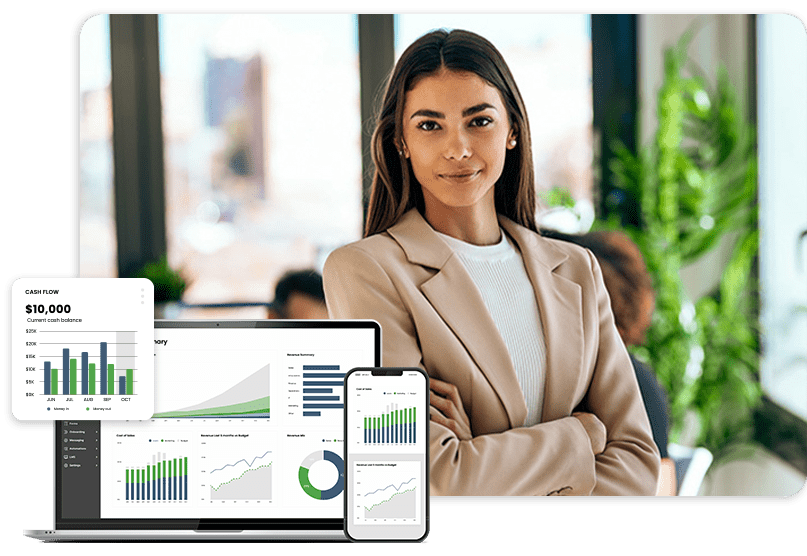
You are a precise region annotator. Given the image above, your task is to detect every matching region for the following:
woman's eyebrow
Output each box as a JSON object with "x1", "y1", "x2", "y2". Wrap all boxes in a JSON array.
[
  {"x1": 410, "y1": 109, "x2": 444, "y2": 119},
  {"x1": 462, "y1": 103, "x2": 497, "y2": 117},
  {"x1": 409, "y1": 103, "x2": 498, "y2": 120}
]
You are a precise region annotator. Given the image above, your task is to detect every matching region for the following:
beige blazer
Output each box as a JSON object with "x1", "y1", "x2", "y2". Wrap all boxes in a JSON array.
[{"x1": 324, "y1": 209, "x2": 660, "y2": 495}]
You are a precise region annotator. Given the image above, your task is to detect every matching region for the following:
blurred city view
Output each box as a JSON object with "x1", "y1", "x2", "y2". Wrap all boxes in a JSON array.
[{"x1": 79, "y1": 14, "x2": 593, "y2": 308}]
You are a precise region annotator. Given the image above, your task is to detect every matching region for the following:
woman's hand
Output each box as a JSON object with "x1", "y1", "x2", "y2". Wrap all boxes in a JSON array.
[
  {"x1": 572, "y1": 411, "x2": 607, "y2": 455},
  {"x1": 429, "y1": 377, "x2": 473, "y2": 441}
]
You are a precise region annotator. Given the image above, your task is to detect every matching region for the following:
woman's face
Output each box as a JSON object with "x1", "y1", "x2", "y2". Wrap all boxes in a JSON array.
[{"x1": 401, "y1": 69, "x2": 516, "y2": 213}]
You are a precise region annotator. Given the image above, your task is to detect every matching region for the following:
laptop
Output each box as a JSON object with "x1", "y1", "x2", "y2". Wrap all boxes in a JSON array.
[{"x1": 26, "y1": 319, "x2": 380, "y2": 541}]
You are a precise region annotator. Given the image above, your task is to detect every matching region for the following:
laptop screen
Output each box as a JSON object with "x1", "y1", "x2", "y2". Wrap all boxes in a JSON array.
[{"x1": 55, "y1": 320, "x2": 380, "y2": 529}]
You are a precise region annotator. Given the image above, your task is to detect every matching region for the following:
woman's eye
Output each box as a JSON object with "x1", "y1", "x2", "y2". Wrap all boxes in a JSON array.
[
  {"x1": 470, "y1": 116, "x2": 493, "y2": 127},
  {"x1": 416, "y1": 120, "x2": 440, "y2": 131}
]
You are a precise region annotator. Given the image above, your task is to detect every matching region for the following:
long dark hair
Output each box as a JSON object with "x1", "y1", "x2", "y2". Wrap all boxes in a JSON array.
[{"x1": 364, "y1": 28, "x2": 537, "y2": 237}]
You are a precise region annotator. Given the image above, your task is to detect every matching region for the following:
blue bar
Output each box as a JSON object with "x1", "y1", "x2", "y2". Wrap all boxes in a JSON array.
[
  {"x1": 62, "y1": 349, "x2": 69, "y2": 395},
  {"x1": 81, "y1": 352, "x2": 89, "y2": 395},
  {"x1": 303, "y1": 388, "x2": 332, "y2": 394},
  {"x1": 303, "y1": 396, "x2": 340, "y2": 401},
  {"x1": 302, "y1": 373, "x2": 345, "y2": 378},
  {"x1": 303, "y1": 381, "x2": 343, "y2": 386},
  {"x1": 303, "y1": 411, "x2": 321, "y2": 416},
  {"x1": 100, "y1": 342, "x2": 107, "y2": 395},
  {"x1": 163, "y1": 473, "x2": 166, "y2": 501},
  {"x1": 119, "y1": 376, "x2": 126, "y2": 397},
  {"x1": 302, "y1": 365, "x2": 340, "y2": 370},
  {"x1": 303, "y1": 403, "x2": 344, "y2": 409},
  {"x1": 184, "y1": 470, "x2": 188, "y2": 501},
  {"x1": 44, "y1": 361, "x2": 51, "y2": 395}
]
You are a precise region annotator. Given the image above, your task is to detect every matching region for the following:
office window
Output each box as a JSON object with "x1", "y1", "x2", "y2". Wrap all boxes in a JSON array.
[
  {"x1": 396, "y1": 15, "x2": 594, "y2": 218},
  {"x1": 79, "y1": 15, "x2": 116, "y2": 277},
  {"x1": 758, "y1": 14, "x2": 807, "y2": 421},
  {"x1": 158, "y1": 15, "x2": 362, "y2": 306}
]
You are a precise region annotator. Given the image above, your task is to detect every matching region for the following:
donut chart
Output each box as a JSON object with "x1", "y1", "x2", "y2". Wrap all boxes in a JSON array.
[{"x1": 298, "y1": 450, "x2": 344, "y2": 500}]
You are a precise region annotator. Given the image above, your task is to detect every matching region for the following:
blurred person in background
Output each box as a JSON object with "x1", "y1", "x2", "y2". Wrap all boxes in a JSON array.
[{"x1": 267, "y1": 269, "x2": 328, "y2": 320}]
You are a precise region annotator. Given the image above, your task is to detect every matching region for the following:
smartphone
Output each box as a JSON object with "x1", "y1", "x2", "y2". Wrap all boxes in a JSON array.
[{"x1": 343, "y1": 367, "x2": 429, "y2": 542}]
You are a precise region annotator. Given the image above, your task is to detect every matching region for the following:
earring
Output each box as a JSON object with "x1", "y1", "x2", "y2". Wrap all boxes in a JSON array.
[{"x1": 509, "y1": 139, "x2": 517, "y2": 147}]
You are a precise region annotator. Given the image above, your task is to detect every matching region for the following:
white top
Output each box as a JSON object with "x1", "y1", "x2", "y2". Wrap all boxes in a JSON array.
[{"x1": 435, "y1": 229, "x2": 547, "y2": 427}]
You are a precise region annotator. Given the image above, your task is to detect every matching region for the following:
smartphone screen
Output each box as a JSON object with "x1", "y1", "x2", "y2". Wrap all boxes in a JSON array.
[{"x1": 344, "y1": 368, "x2": 429, "y2": 542}]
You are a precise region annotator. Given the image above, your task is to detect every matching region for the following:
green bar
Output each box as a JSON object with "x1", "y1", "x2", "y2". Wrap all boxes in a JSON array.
[
  {"x1": 89, "y1": 363, "x2": 96, "y2": 395},
  {"x1": 184, "y1": 456, "x2": 188, "y2": 476},
  {"x1": 51, "y1": 368, "x2": 58, "y2": 395},
  {"x1": 174, "y1": 458, "x2": 177, "y2": 478},
  {"x1": 413, "y1": 406, "x2": 416, "y2": 425},
  {"x1": 364, "y1": 416, "x2": 367, "y2": 432},
  {"x1": 126, "y1": 369, "x2": 133, "y2": 395},
  {"x1": 126, "y1": 469, "x2": 129, "y2": 484},
  {"x1": 69, "y1": 359, "x2": 77, "y2": 395},
  {"x1": 107, "y1": 364, "x2": 114, "y2": 395}
]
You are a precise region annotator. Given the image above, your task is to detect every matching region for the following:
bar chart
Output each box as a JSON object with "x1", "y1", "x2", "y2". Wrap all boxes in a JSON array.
[
  {"x1": 40, "y1": 332, "x2": 138, "y2": 396},
  {"x1": 301, "y1": 365, "x2": 344, "y2": 417},
  {"x1": 12, "y1": 278, "x2": 154, "y2": 420},
  {"x1": 124, "y1": 452, "x2": 189, "y2": 502},
  {"x1": 362, "y1": 405, "x2": 417, "y2": 445},
  {"x1": 284, "y1": 349, "x2": 365, "y2": 422}
]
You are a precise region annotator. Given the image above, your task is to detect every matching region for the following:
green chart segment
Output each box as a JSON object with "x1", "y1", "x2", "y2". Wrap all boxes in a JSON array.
[
  {"x1": 363, "y1": 406, "x2": 416, "y2": 444},
  {"x1": 298, "y1": 450, "x2": 344, "y2": 500}
]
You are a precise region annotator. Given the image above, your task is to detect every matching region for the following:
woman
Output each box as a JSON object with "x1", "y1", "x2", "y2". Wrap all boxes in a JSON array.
[{"x1": 324, "y1": 29, "x2": 660, "y2": 495}]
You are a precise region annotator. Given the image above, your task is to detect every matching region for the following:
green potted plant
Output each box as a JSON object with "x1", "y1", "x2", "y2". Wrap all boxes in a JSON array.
[
  {"x1": 133, "y1": 255, "x2": 189, "y2": 318},
  {"x1": 605, "y1": 29, "x2": 760, "y2": 463}
]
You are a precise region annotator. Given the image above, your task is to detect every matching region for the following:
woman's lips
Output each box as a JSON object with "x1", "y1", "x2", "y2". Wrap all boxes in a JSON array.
[{"x1": 439, "y1": 169, "x2": 480, "y2": 181}]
